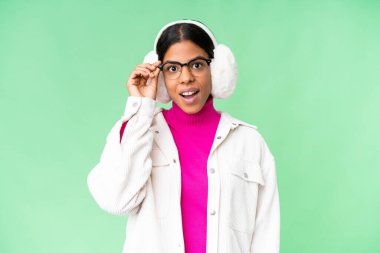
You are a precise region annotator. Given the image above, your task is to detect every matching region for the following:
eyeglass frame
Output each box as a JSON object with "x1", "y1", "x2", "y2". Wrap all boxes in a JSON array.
[{"x1": 157, "y1": 56, "x2": 212, "y2": 79}]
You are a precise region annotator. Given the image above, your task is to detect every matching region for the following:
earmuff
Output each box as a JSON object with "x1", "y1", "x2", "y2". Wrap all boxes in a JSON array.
[{"x1": 143, "y1": 19, "x2": 238, "y2": 104}]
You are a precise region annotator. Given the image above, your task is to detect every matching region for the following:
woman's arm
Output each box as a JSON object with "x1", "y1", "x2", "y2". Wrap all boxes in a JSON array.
[
  {"x1": 250, "y1": 139, "x2": 280, "y2": 253},
  {"x1": 87, "y1": 96, "x2": 156, "y2": 216}
]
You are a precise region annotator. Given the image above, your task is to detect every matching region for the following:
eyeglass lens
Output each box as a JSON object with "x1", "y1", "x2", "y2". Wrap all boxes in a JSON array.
[{"x1": 162, "y1": 58, "x2": 210, "y2": 80}]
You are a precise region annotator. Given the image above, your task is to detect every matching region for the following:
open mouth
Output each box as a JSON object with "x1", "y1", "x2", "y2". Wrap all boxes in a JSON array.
[{"x1": 179, "y1": 90, "x2": 200, "y2": 98}]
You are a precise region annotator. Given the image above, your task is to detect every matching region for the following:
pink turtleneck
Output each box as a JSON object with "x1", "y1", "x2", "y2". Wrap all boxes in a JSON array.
[
  {"x1": 119, "y1": 97, "x2": 221, "y2": 253},
  {"x1": 163, "y1": 97, "x2": 221, "y2": 253}
]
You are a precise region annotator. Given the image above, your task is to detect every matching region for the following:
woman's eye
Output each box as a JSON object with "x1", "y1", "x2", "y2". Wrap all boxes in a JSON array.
[
  {"x1": 165, "y1": 65, "x2": 178, "y2": 72},
  {"x1": 191, "y1": 61, "x2": 204, "y2": 69}
]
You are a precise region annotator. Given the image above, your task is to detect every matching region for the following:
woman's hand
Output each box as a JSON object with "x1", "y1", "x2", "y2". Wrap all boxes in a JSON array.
[{"x1": 126, "y1": 60, "x2": 161, "y2": 100}]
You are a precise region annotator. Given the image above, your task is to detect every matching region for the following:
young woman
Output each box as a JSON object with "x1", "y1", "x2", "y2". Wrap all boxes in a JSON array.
[{"x1": 87, "y1": 19, "x2": 280, "y2": 253}]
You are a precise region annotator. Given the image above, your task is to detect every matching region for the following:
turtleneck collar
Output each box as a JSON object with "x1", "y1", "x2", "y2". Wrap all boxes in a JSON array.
[{"x1": 163, "y1": 96, "x2": 221, "y2": 127}]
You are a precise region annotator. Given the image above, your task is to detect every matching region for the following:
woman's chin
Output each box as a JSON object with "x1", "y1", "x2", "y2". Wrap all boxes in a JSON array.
[
  {"x1": 171, "y1": 92, "x2": 210, "y2": 114},
  {"x1": 178, "y1": 103, "x2": 202, "y2": 114}
]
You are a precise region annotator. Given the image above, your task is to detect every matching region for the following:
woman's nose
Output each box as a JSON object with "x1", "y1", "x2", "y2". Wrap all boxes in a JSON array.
[{"x1": 178, "y1": 66, "x2": 195, "y2": 84}]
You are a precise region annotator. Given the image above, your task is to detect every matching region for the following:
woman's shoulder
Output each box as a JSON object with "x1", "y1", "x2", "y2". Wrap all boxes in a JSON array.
[
  {"x1": 220, "y1": 111, "x2": 258, "y2": 130},
  {"x1": 220, "y1": 111, "x2": 270, "y2": 143}
]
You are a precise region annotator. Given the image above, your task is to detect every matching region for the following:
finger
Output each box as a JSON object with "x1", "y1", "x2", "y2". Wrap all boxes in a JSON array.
[
  {"x1": 150, "y1": 67, "x2": 161, "y2": 86},
  {"x1": 128, "y1": 70, "x2": 146, "y2": 85},
  {"x1": 130, "y1": 72, "x2": 147, "y2": 86},
  {"x1": 129, "y1": 70, "x2": 143, "y2": 80},
  {"x1": 152, "y1": 60, "x2": 162, "y2": 67},
  {"x1": 137, "y1": 64, "x2": 159, "y2": 76},
  {"x1": 137, "y1": 63, "x2": 157, "y2": 71},
  {"x1": 136, "y1": 67, "x2": 154, "y2": 78},
  {"x1": 153, "y1": 66, "x2": 160, "y2": 77},
  {"x1": 132, "y1": 69, "x2": 150, "y2": 81},
  {"x1": 129, "y1": 70, "x2": 142, "y2": 80}
]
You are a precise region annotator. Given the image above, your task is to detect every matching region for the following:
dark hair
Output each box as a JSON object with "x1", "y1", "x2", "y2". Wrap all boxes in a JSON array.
[{"x1": 156, "y1": 22, "x2": 215, "y2": 62}]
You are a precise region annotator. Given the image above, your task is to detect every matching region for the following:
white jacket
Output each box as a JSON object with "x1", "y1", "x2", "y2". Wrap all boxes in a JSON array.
[{"x1": 87, "y1": 96, "x2": 280, "y2": 253}]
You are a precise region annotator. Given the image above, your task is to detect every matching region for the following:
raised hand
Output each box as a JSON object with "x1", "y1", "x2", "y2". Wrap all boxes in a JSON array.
[{"x1": 126, "y1": 61, "x2": 161, "y2": 100}]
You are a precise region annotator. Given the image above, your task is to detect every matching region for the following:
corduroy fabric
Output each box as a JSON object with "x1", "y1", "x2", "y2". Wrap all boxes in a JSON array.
[{"x1": 87, "y1": 96, "x2": 280, "y2": 253}]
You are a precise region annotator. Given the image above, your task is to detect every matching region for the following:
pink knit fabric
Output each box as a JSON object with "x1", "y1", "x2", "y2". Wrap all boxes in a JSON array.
[{"x1": 163, "y1": 97, "x2": 221, "y2": 253}]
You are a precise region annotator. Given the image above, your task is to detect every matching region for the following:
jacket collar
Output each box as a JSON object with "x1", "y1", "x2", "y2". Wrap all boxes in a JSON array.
[
  {"x1": 151, "y1": 108, "x2": 257, "y2": 161},
  {"x1": 151, "y1": 108, "x2": 258, "y2": 196},
  {"x1": 153, "y1": 107, "x2": 257, "y2": 130}
]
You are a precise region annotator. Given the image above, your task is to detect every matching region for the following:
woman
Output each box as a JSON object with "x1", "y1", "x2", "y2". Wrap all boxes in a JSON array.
[{"x1": 87, "y1": 19, "x2": 280, "y2": 253}]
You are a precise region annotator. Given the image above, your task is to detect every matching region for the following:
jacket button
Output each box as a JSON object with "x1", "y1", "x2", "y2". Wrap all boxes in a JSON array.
[
  {"x1": 173, "y1": 159, "x2": 177, "y2": 163},
  {"x1": 217, "y1": 136, "x2": 221, "y2": 140},
  {"x1": 209, "y1": 168, "x2": 215, "y2": 174},
  {"x1": 155, "y1": 130, "x2": 159, "y2": 134},
  {"x1": 210, "y1": 210, "x2": 216, "y2": 215}
]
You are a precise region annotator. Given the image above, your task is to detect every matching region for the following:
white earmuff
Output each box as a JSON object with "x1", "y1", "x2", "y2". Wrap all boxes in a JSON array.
[{"x1": 210, "y1": 44, "x2": 238, "y2": 99}]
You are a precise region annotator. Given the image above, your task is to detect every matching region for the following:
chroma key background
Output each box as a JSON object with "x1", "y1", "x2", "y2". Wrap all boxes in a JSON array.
[{"x1": 1, "y1": 0, "x2": 379, "y2": 252}]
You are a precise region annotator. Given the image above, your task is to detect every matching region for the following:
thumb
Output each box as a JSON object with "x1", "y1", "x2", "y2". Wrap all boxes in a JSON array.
[
  {"x1": 150, "y1": 67, "x2": 161, "y2": 87},
  {"x1": 153, "y1": 60, "x2": 161, "y2": 67}
]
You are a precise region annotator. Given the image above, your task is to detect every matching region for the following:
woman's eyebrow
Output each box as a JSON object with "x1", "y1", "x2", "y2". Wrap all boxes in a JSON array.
[
  {"x1": 163, "y1": 60, "x2": 181, "y2": 64},
  {"x1": 163, "y1": 56, "x2": 206, "y2": 64}
]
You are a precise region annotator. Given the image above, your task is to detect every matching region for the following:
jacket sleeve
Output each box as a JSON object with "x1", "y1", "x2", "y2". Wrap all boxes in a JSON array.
[
  {"x1": 250, "y1": 137, "x2": 280, "y2": 253},
  {"x1": 87, "y1": 96, "x2": 156, "y2": 216}
]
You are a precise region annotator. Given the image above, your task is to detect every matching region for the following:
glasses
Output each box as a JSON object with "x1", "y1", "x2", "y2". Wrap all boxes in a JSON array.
[{"x1": 158, "y1": 56, "x2": 212, "y2": 80}]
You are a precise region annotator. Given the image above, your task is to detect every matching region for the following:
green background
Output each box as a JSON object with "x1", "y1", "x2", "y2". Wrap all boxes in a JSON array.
[{"x1": 1, "y1": 0, "x2": 379, "y2": 252}]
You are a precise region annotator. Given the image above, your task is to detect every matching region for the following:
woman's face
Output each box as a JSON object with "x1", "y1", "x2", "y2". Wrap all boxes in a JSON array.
[{"x1": 162, "y1": 40, "x2": 212, "y2": 114}]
